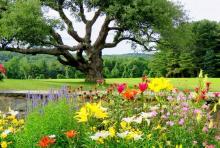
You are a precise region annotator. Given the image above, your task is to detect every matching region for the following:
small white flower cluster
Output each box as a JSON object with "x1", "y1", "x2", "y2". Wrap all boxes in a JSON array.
[
  {"x1": 90, "y1": 131, "x2": 110, "y2": 140},
  {"x1": 122, "y1": 109, "x2": 159, "y2": 126},
  {"x1": 117, "y1": 131, "x2": 143, "y2": 141}
]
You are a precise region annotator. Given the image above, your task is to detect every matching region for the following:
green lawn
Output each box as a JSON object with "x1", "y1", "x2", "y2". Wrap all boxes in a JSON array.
[{"x1": 0, "y1": 78, "x2": 219, "y2": 91}]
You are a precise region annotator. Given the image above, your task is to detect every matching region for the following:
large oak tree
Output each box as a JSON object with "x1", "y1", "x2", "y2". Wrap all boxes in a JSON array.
[{"x1": 0, "y1": 0, "x2": 183, "y2": 82}]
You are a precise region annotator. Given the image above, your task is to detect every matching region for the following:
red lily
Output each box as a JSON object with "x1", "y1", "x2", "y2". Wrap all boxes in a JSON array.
[{"x1": 139, "y1": 82, "x2": 148, "y2": 92}]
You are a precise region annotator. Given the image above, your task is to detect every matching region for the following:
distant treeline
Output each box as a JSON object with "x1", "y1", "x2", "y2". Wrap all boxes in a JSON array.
[{"x1": 0, "y1": 52, "x2": 152, "y2": 79}]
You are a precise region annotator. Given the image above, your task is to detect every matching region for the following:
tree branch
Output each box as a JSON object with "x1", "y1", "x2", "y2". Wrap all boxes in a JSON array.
[
  {"x1": 0, "y1": 46, "x2": 63, "y2": 56},
  {"x1": 57, "y1": 3, "x2": 83, "y2": 42},
  {"x1": 79, "y1": 2, "x2": 87, "y2": 23},
  {"x1": 93, "y1": 17, "x2": 113, "y2": 49},
  {"x1": 50, "y1": 29, "x2": 63, "y2": 45},
  {"x1": 84, "y1": 9, "x2": 102, "y2": 44},
  {"x1": 104, "y1": 37, "x2": 152, "y2": 50},
  {"x1": 90, "y1": 9, "x2": 101, "y2": 25}
]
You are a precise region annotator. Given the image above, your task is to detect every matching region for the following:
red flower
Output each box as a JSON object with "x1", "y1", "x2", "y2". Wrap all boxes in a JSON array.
[
  {"x1": 117, "y1": 83, "x2": 126, "y2": 94},
  {"x1": 139, "y1": 82, "x2": 148, "y2": 92},
  {"x1": 65, "y1": 130, "x2": 77, "y2": 138},
  {"x1": 206, "y1": 82, "x2": 211, "y2": 91},
  {"x1": 0, "y1": 64, "x2": 6, "y2": 75},
  {"x1": 195, "y1": 87, "x2": 199, "y2": 93},
  {"x1": 38, "y1": 136, "x2": 55, "y2": 147},
  {"x1": 122, "y1": 89, "x2": 138, "y2": 100}
]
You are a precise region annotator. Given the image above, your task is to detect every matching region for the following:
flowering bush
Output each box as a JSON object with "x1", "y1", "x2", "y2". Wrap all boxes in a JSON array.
[
  {"x1": 0, "y1": 108, "x2": 24, "y2": 148},
  {"x1": 6, "y1": 77, "x2": 220, "y2": 147},
  {"x1": 0, "y1": 64, "x2": 6, "y2": 81}
]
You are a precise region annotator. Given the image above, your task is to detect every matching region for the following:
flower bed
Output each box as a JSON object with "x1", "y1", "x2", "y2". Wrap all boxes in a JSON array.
[{"x1": 1, "y1": 74, "x2": 220, "y2": 147}]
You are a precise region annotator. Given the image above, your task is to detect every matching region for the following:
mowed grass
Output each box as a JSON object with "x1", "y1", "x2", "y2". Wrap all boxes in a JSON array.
[{"x1": 0, "y1": 78, "x2": 219, "y2": 91}]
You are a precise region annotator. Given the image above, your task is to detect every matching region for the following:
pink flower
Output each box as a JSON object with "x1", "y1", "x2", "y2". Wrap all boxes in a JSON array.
[
  {"x1": 161, "y1": 115, "x2": 168, "y2": 119},
  {"x1": 194, "y1": 109, "x2": 201, "y2": 114},
  {"x1": 166, "y1": 112, "x2": 170, "y2": 116},
  {"x1": 178, "y1": 118, "x2": 185, "y2": 125},
  {"x1": 202, "y1": 104, "x2": 209, "y2": 110},
  {"x1": 181, "y1": 102, "x2": 189, "y2": 107},
  {"x1": 150, "y1": 111, "x2": 158, "y2": 117},
  {"x1": 215, "y1": 135, "x2": 220, "y2": 141},
  {"x1": 167, "y1": 96, "x2": 173, "y2": 101},
  {"x1": 138, "y1": 82, "x2": 148, "y2": 92},
  {"x1": 213, "y1": 92, "x2": 220, "y2": 98},
  {"x1": 202, "y1": 126, "x2": 208, "y2": 133},
  {"x1": 182, "y1": 107, "x2": 189, "y2": 112},
  {"x1": 117, "y1": 83, "x2": 126, "y2": 94},
  {"x1": 205, "y1": 144, "x2": 215, "y2": 148},
  {"x1": 166, "y1": 121, "x2": 174, "y2": 126}
]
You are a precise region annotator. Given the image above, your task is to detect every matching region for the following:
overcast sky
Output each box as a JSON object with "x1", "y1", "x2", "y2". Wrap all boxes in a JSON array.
[{"x1": 51, "y1": 0, "x2": 220, "y2": 55}]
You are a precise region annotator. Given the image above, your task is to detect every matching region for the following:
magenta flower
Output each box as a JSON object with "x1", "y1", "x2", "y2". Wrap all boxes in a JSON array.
[
  {"x1": 117, "y1": 83, "x2": 126, "y2": 94},
  {"x1": 138, "y1": 82, "x2": 148, "y2": 92},
  {"x1": 178, "y1": 118, "x2": 185, "y2": 125}
]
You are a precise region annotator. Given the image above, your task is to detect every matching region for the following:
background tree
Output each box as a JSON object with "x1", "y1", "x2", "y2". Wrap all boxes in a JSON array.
[
  {"x1": 150, "y1": 20, "x2": 220, "y2": 77},
  {"x1": 0, "y1": 0, "x2": 183, "y2": 82}
]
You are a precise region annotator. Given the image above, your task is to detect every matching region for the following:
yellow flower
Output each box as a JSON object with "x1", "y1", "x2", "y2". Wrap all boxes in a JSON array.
[
  {"x1": 1, "y1": 133, "x2": 7, "y2": 139},
  {"x1": 176, "y1": 144, "x2": 183, "y2": 148},
  {"x1": 1, "y1": 141, "x2": 7, "y2": 148},
  {"x1": 75, "y1": 107, "x2": 88, "y2": 122},
  {"x1": 149, "y1": 78, "x2": 173, "y2": 92},
  {"x1": 0, "y1": 126, "x2": 3, "y2": 131},
  {"x1": 196, "y1": 113, "x2": 202, "y2": 123},
  {"x1": 97, "y1": 138, "x2": 104, "y2": 144},
  {"x1": 7, "y1": 115, "x2": 15, "y2": 120},
  {"x1": 90, "y1": 127, "x2": 97, "y2": 132},
  {"x1": 154, "y1": 124, "x2": 161, "y2": 130},
  {"x1": 18, "y1": 119, "x2": 25, "y2": 125},
  {"x1": 75, "y1": 102, "x2": 108, "y2": 122},
  {"x1": 94, "y1": 110, "x2": 108, "y2": 119},
  {"x1": 87, "y1": 102, "x2": 108, "y2": 119},
  {"x1": 8, "y1": 127, "x2": 14, "y2": 133},
  {"x1": 108, "y1": 127, "x2": 115, "y2": 137},
  {"x1": 12, "y1": 119, "x2": 18, "y2": 125},
  {"x1": 120, "y1": 121, "x2": 127, "y2": 129},
  {"x1": 208, "y1": 119, "x2": 213, "y2": 128}
]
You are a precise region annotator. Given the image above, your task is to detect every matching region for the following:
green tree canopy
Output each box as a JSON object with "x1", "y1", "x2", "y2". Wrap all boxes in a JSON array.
[{"x1": 0, "y1": 0, "x2": 184, "y2": 81}]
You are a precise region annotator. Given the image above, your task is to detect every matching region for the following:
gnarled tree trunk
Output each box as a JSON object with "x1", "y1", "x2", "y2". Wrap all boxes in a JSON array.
[{"x1": 85, "y1": 51, "x2": 104, "y2": 82}]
